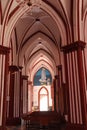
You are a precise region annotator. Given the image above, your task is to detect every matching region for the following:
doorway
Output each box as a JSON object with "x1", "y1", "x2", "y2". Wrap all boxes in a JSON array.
[{"x1": 39, "y1": 87, "x2": 48, "y2": 111}]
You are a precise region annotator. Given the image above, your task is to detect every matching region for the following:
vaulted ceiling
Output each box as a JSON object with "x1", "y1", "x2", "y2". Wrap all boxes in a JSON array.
[{"x1": 1, "y1": 0, "x2": 87, "y2": 80}]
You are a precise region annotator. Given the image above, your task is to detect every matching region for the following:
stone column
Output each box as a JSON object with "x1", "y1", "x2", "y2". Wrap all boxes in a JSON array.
[
  {"x1": 6, "y1": 65, "x2": 22, "y2": 125},
  {"x1": 0, "y1": 46, "x2": 10, "y2": 126},
  {"x1": 61, "y1": 41, "x2": 87, "y2": 128},
  {"x1": 21, "y1": 75, "x2": 28, "y2": 115},
  {"x1": 28, "y1": 81, "x2": 33, "y2": 112}
]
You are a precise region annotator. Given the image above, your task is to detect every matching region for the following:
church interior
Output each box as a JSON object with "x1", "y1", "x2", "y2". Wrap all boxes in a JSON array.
[{"x1": 0, "y1": 0, "x2": 87, "y2": 130}]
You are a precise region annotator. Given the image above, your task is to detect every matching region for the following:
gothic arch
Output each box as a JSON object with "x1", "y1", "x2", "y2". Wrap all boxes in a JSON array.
[
  {"x1": 38, "y1": 86, "x2": 49, "y2": 111},
  {"x1": 4, "y1": 1, "x2": 69, "y2": 47},
  {"x1": 18, "y1": 32, "x2": 60, "y2": 67}
]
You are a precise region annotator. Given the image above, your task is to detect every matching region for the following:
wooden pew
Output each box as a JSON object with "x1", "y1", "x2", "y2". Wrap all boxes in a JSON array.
[{"x1": 22, "y1": 111, "x2": 66, "y2": 130}]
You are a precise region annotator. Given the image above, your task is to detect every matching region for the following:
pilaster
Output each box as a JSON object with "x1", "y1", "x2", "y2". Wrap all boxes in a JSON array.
[
  {"x1": 21, "y1": 75, "x2": 28, "y2": 116},
  {"x1": 6, "y1": 65, "x2": 22, "y2": 126},
  {"x1": 61, "y1": 41, "x2": 87, "y2": 130}
]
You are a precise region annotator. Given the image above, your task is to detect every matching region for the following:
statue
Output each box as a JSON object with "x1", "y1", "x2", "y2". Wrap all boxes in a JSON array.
[{"x1": 39, "y1": 68, "x2": 47, "y2": 84}]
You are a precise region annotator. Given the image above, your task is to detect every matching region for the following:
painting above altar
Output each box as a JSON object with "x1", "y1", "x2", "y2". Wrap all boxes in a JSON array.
[{"x1": 33, "y1": 67, "x2": 52, "y2": 86}]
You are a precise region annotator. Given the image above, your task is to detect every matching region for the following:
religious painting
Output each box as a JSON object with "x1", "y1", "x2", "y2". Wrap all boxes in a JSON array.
[{"x1": 33, "y1": 67, "x2": 52, "y2": 86}]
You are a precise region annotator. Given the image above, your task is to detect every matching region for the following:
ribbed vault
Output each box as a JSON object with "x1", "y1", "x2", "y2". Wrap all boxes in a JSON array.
[{"x1": 0, "y1": 0, "x2": 73, "y2": 81}]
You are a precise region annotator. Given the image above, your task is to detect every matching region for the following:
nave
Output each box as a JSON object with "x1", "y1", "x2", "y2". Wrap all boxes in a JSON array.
[{"x1": 0, "y1": 1, "x2": 87, "y2": 130}]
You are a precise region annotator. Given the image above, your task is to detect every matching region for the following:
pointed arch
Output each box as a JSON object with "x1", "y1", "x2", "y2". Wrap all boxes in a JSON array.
[
  {"x1": 38, "y1": 86, "x2": 49, "y2": 111},
  {"x1": 4, "y1": 0, "x2": 69, "y2": 47}
]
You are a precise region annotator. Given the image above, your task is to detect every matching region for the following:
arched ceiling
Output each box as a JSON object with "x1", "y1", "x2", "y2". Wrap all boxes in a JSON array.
[
  {"x1": 1, "y1": 0, "x2": 87, "y2": 81},
  {"x1": 0, "y1": 0, "x2": 73, "y2": 79}
]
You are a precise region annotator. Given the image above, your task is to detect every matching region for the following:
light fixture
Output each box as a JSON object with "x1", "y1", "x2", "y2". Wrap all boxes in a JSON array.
[
  {"x1": 27, "y1": 0, "x2": 32, "y2": 6},
  {"x1": 39, "y1": 41, "x2": 41, "y2": 44},
  {"x1": 36, "y1": 18, "x2": 40, "y2": 21}
]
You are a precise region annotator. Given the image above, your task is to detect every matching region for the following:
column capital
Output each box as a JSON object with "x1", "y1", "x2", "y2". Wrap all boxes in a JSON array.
[
  {"x1": 0, "y1": 45, "x2": 10, "y2": 54},
  {"x1": 56, "y1": 65, "x2": 62, "y2": 70},
  {"x1": 55, "y1": 75, "x2": 59, "y2": 79},
  {"x1": 22, "y1": 75, "x2": 28, "y2": 80},
  {"x1": 61, "y1": 41, "x2": 86, "y2": 53},
  {"x1": 28, "y1": 81, "x2": 32, "y2": 85},
  {"x1": 9, "y1": 65, "x2": 23, "y2": 72}
]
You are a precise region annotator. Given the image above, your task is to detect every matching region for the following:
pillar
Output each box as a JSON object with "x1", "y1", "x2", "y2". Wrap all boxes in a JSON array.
[
  {"x1": 21, "y1": 75, "x2": 28, "y2": 116},
  {"x1": 56, "y1": 65, "x2": 65, "y2": 115},
  {"x1": 61, "y1": 41, "x2": 87, "y2": 130},
  {"x1": 0, "y1": 45, "x2": 10, "y2": 127},
  {"x1": 28, "y1": 81, "x2": 33, "y2": 112},
  {"x1": 53, "y1": 75, "x2": 59, "y2": 112},
  {"x1": 6, "y1": 65, "x2": 22, "y2": 125}
]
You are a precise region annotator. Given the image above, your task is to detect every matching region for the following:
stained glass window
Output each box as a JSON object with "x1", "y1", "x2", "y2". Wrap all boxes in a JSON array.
[{"x1": 33, "y1": 67, "x2": 52, "y2": 86}]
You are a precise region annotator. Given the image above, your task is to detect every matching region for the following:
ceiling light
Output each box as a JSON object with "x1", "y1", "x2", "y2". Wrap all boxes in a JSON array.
[
  {"x1": 39, "y1": 41, "x2": 41, "y2": 44},
  {"x1": 27, "y1": 0, "x2": 32, "y2": 6},
  {"x1": 36, "y1": 18, "x2": 40, "y2": 21}
]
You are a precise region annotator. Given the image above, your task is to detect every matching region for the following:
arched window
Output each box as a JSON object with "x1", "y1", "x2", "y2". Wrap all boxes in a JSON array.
[{"x1": 33, "y1": 67, "x2": 52, "y2": 86}]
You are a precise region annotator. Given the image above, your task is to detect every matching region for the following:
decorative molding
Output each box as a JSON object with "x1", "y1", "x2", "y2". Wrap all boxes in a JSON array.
[
  {"x1": 55, "y1": 75, "x2": 59, "y2": 79},
  {"x1": 22, "y1": 75, "x2": 28, "y2": 80},
  {"x1": 28, "y1": 81, "x2": 32, "y2": 84},
  {"x1": 9, "y1": 65, "x2": 23, "y2": 72},
  {"x1": 9, "y1": 65, "x2": 19, "y2": 72},
  {"x1": 56, "y1": 65, "x2": 62, "y2": 70},
  {"x1": 0, "y1": 45, "x2": 10, "y2": 54},
  {"x1": 61, "y1": 41, "x2": 86, "y2": 53}
]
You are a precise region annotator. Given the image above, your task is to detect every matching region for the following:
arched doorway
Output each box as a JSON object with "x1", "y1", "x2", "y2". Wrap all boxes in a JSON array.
[{"x1": 38, "y1": 87, "x2": 49, "y2": 111}]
